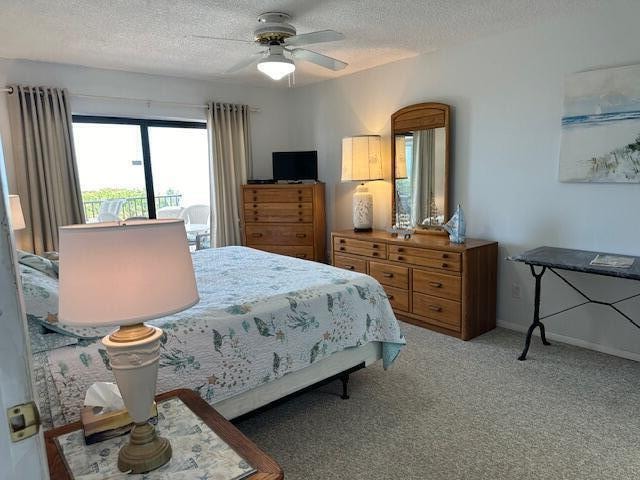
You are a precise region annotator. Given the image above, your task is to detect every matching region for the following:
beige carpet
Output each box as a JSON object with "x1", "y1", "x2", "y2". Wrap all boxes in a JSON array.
[{"x1": 235, "y1": 322, "x2": 640, "y2": 480}]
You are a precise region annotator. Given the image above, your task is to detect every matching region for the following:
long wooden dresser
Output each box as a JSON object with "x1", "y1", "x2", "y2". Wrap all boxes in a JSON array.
[
  {"x1": 331, "y1": 230, "x2": 498, "y2": 340},
  {"x1": 242, "y1": 183, "x2": 326, "y2": 262}
]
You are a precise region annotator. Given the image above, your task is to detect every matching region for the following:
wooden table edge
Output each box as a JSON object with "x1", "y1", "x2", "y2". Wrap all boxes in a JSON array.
[{"x1": 44, "y1": 388, "x2": 284, "y2": 479}]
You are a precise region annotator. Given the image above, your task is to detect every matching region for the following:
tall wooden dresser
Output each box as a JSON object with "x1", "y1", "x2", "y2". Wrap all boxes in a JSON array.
[
  {"x1": 241, "y1": 183, "x2": 326, "y2": 262},
  {"x1": 331, "y1": 230, "x2": 498, "y2": 340}
]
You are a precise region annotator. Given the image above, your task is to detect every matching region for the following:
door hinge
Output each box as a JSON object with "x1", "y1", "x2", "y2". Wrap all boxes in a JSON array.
[{"x1": 7, "y1": 401, "x2": 40, "y2": 442}]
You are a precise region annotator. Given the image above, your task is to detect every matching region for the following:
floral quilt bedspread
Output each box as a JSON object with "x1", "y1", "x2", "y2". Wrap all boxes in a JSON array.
[{"x1": 42, "y1": 246, "x2": 405, "y2": 426}]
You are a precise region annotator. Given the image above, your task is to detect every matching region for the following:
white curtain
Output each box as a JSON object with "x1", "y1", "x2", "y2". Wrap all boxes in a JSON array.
[
  {"x1": 7, "y1": 85, "x2": 85, "y2": 254},
  {"x1": 410, "y1": 129, "x2": 436, "y2": 226},
  {"x1": 207, "y1": 102, "x2": 252, "y2": 247}
]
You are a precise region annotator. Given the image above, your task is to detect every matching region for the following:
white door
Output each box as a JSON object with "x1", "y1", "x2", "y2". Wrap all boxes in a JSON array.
[{"x1": 0, "y1": 138, "x2": 49, "y2": 478}]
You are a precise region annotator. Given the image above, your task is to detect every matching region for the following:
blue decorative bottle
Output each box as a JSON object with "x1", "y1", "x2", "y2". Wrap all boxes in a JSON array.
[{"x1": 443, "y1": 204, "x2": 466, "y2": 244}]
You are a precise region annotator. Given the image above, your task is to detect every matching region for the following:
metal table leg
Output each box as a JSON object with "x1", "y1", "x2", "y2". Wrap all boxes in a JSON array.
[{"x1": 518, "y1": 265, "x2": 551, "y2": 360}]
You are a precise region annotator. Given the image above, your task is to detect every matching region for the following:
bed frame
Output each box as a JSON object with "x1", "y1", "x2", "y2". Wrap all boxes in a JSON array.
[{"x1": 213, "y1": 342, "x2": 382, "y2": 420}]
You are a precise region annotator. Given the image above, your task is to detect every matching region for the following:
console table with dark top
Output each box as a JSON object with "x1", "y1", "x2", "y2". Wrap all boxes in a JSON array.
[{"x1": 509, "y1": 246, "x2": 640, "y2": 360}]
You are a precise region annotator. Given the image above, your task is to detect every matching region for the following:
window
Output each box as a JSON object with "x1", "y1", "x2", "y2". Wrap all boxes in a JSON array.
[{"x1": 72, "y1": 116, "x2": 209, "y2": 226}]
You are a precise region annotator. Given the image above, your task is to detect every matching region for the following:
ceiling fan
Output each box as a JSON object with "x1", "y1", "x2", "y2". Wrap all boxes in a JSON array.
[{"x1": 194, "y1": 12, "x2": 348, "y2": 80}]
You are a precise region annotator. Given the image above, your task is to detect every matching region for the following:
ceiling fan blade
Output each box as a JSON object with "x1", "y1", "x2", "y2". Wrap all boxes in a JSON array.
[
  {"x1": 191, "y1": 35, "x2": 254, "y2": 44},
  {"x1": 284, "y1": 30, "x2": 344, "y2": 46},
  {"x1": 225, "y1": 52, "x2": 264, "y2": 74},
  {"x1": 289, "y1": 48, "x2": 347, "y2": 71}
]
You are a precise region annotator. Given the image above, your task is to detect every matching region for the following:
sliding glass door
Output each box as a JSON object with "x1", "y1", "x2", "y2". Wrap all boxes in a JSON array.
[{"x1": 72, "y1": 116, "x2": 209, "y2": 225}]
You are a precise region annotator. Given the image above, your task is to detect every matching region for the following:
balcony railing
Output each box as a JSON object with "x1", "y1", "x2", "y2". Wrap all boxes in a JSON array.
[{"x1": 83, "y1": 194, "x2": 182, "y2": 221}]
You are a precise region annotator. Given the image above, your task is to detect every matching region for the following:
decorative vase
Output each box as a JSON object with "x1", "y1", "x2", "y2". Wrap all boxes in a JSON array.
[{"x1": 443, "y1": 204, "x2": 466, "y2": 243}]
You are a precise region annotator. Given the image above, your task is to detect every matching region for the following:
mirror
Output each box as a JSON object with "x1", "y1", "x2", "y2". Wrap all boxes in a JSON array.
[{"x1": 391, "y1": 103, "x2": 450, "y2": 230}]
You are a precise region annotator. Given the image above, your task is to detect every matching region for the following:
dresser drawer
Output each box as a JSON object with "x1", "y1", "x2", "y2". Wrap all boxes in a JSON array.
[
  {"x1": 369, "y1": 261, "x2": 409, "y2": 289},
  {"x1": 412, "y1": 293, "x2": 461, "y2": 331},
  {"x1": 244, "y1": 202, "x2": 313, "y2": 223},
  {"x1": 252, "y1": 245, "x2": 314, "y2": 260},
  {"x1": 333, "y1": 254, "x2": 367, "y2": 273},
  {"x1": 333, "y1": 236, "x2": 387, "y2": 259},
  {"x1": 245, "y1": 224, "x2": 313, "y2": 245},
  {"x1": 413, "y1": 269, "x2": 461, "y2": 301},
  {"x1": 383, "y1": 285, "x2": 409, "y2": 312},
  {"x1": 388, "y1": 245, "x2": 461, "y2": 272},
  {"x1": 243, "y1": 188, "x2": 312, "y2": 203}
]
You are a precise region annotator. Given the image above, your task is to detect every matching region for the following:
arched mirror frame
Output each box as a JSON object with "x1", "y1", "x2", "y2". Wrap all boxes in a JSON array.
[{"x1": 391, "y1": 102, "x2": 450, "y2": 232}]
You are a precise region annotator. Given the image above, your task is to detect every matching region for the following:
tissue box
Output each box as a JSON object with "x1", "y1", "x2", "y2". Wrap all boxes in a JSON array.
[{"x1": 81, "y1": 403, "x2": 158, "y2": 445}]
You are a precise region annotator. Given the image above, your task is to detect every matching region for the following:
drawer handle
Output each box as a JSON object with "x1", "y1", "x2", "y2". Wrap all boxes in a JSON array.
[
  {"x1": 429, "y1": 282, "x2": 443, "y2": 288},
  {"x1": 298, "y1": 218, "x2": 303, "y2": 222},
  {"x1": 344, "y1": 265, "x2": 355, "y2": 270},
  {"x1": 397, "y1": 247, "x2": 405, "y2": 253},
  {"x1": 253, "y1": 204, "x2": 257, "y2": 208},
  {"x1": 252, "y1": 190, "x2": 257, "y2": 194},
  {"x1": 253, "y1": 217, "x2": 258, "y2": 222},
  {"x1": 372, "y1": 252, "x2": 379, "y2": 257},
  {"x1": 429, "y1": 305, "x2": 442, "y2": 312},
  {"x1": 339, "y1": 246, "x2": 346, "y2": 251},
  {"x1": 253, "y1": 196, "x2": 257, "y2": 201},
  {"x1": 253, "y1": 210, "x2": 258, "y2": 214},
  {"x1": 397, "y1": 256, "x2": 405, "y2": 261},
  {"x1": 382, "y1": 272, "x2": 394, "y2": 278},
  {"x1": 441, "y1": 263, "x2": 449, "y2": 268},
  {"x1": 298, "y1": 196, "x2": 303, "y2": 201},
  {"x1": 298, "y1": 190, "x2": 302, "y2": 194},
  {"x1": 387, "y1": 294, "x2": 394, "y2": 300},
  {"x1": 372, "y1": 244, "x2": 380, "y2": 249},
  {"x1": 296, "y1": 233, "x2": 306, "y2": 238},
  {"x1": 339, "y1": 239, "x2": 346, "y2": 244},
  {"x1": 442, "y1": 253, "x2": 449, "y2": 259},
  {"x1": 298, "y1": 204, "x2": 302, "y2": 208},
  {"x1": 251, "y1": 233, "x2": 263, "y2": 238}
]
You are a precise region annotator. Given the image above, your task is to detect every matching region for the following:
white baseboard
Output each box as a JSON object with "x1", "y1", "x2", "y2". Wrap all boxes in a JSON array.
[{"x1": 496, "y1": 319, "x2": 640, "y2": 362}]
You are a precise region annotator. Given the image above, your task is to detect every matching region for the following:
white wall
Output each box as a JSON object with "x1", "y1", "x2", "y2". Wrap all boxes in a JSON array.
[
  {"x1": 279, "y1": 2, "x2": 640, "y2": 358},
  {"x1": 0, "y1": 58, "x2": 291, "y2": 191}
]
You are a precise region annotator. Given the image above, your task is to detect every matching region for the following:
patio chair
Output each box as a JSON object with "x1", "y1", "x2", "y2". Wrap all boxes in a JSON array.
[
  {"x1": 181, "y1": 204, "x2": 210, "y2": 243},
  {"x1": 97, "y1": 199, "x2": 125, "y2": 222},
  {"x1": 156, "y1": 206, "x2": 184, "y2": 219}
]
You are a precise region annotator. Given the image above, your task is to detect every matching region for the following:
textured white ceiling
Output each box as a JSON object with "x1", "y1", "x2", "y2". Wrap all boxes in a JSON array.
[{"x1": 0, "y1": 0, "x2": 602, "y2": 87}]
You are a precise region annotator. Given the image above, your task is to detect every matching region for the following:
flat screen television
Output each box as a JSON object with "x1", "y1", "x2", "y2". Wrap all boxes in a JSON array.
[{"x1": 272, "y1": 151, "x2": 318, "y2": 181}]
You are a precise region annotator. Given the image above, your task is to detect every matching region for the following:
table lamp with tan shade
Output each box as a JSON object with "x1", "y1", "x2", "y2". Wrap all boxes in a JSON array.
[
  {"x1": 58, "y1": 219, "x2": 199, "y2": 474},
  {"x1": 8, "y1": 194, "x2": 25, "y2": 230},
  {"x1": 341, "y1": 135, "x2": 383, "y2": 232}
]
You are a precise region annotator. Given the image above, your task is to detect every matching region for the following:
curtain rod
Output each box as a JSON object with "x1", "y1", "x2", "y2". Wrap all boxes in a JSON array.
[{"x1": 0, "y1": 86, "x2": 260, "y2": 112}]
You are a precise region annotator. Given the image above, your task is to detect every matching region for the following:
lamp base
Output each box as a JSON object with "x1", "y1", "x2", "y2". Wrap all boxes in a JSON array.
[
  {"x1": 118, "y1": 422, "x2": 172, "y2": 473},
  {"x1": 353, "y1": 183, "x2": 373, "y2": 230},
  {"x1": 353, "y1": 227, "x2": 373, "y2": 233}
]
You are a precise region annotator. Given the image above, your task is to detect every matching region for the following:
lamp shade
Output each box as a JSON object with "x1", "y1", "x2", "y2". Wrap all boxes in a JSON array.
[
  {"x1": 9, "y1": 195, "x2": 25, "y2": 230},
  {"x1": 341, "y1": 135, "x2": 383, "y2": 182},
  {"x1": 58, "y1": 219, "x2": 199, "y2": 326},
  {"x1": 257, "y1": 56, "x2": 295, "y2": 80},
  {"x1": 395, "y1": 136, "x2": 407, "y2": 179}
]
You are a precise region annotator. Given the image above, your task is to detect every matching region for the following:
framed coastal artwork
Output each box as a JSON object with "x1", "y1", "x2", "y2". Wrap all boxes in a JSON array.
[{"x1": 559, "y1": 64, "x2": 640, "y2": 183}]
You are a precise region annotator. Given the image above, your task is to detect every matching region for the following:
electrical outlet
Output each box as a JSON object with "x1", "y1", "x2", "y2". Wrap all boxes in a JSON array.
[{"x1": 511, "y1": 283, "x2": 522, "y2": 299}]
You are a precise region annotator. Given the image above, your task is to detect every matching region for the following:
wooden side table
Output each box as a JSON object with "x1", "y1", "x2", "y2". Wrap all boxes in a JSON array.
[{"x1": 45, "y1": 389, "x2": 283, "y2": 479}]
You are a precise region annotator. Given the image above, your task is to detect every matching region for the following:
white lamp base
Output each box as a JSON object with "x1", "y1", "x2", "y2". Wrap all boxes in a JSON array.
[
  {"x1": 353, "y1": 183, "x2": 373, "y2": 231},
  {"x1": 102, "y1": 324, "x2": 171, "y2": 473}
]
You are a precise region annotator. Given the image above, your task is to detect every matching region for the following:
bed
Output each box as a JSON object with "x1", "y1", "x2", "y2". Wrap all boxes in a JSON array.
[{"x1": 20, "y1": 246, "x2": 405, "y2": 429}]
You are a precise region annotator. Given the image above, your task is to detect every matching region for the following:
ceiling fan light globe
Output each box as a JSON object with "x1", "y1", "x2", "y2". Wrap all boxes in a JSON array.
[{"x1": 257, "y1": 57, "x2": 295, "y2": 80}]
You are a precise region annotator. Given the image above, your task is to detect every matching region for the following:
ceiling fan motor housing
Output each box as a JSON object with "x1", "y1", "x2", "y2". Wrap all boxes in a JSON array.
[{"x1": 254, "y1": 12, "x2": 297, "y2": 44}]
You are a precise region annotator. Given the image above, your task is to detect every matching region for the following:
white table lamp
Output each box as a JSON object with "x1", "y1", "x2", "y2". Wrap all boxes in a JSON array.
[
  {"x1": 58, "y1": 219, "x2": 199, "y2": 474},
  {"x1": 341, "y1": 135, "x2": 383, "y2": 231},
  {"x1": 9, "y1": 195, "x2": 25, "y2": 230}
]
